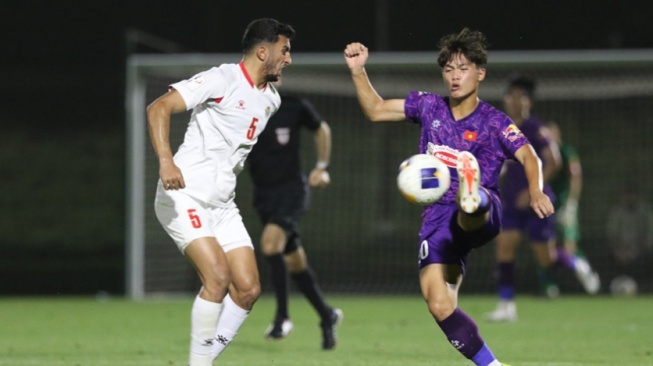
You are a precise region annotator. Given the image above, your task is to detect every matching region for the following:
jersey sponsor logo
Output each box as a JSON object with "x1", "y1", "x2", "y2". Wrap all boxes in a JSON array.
[
  {"x1": 275, "y1": 127, "x2": 290, "y2": 145},
  {"x1": 503, "y1": 124, "x2": 524, "y2": 142},
  {"x1": 463, "y1": 130, "x2": 478, "y2": 142},
  {"x1": 427, "y1": 142, "x2": 459, "y2": 168}
]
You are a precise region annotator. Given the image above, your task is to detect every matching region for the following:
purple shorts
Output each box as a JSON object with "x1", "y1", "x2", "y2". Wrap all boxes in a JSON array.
[
  {"x1": 417, "y1": 192, "x2": 502, "y2": 273},
  {"x1": 501, "y1": 208, "x2": 556, "y2": 242}
]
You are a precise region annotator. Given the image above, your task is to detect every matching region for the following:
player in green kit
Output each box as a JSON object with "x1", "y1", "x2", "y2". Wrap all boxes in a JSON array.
[{"x1": 546, "y1": 120, "x2": 600, "y2": 294}]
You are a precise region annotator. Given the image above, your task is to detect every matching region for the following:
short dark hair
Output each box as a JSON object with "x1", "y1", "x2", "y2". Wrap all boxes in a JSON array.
[
  {"x1": 241, "y1": 18, "x2": 296, "y2": 54},
  {"x1": 506, "y1": 73, "x2": 537, "y2": 100},
  {"x1": 437, "y1": 28, "x2": 489, "y2": 68}
]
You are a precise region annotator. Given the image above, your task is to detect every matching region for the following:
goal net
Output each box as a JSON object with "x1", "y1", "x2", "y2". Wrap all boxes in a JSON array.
[{"x1": 127, "y1": 51, "x2": 653, "y2": 299}]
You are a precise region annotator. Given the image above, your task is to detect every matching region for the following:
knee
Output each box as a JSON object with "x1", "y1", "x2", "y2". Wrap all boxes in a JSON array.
[
  {"x1": 260, "y1": 235, "x2": 285, "y2": 256},
  {"x1": 201, "y1": 269, "x2": 232, "y2": 302},
  {"x1": 261, "y1": 243, "x2": 283, "y2": 256},
  {"x1": 426, "y1": 297, "x2": 455, "y2": 322},
  {"x1": 232, "y1": 279, "x2": 261, "y2": 310}
]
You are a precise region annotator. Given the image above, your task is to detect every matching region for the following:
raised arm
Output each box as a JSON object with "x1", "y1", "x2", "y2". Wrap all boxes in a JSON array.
[
  {"x1": 514, "y1": 144, "x2": 555, "y2": 218},
  {"x1": 343, "y1": 42, "x2": 406, "y2": 122},
  {"x1": 146, "y1": 89, "x2": 188, "y2": 190},
  {"x1": 308, "y1": 121, "x2": 332, "y2": 188}
]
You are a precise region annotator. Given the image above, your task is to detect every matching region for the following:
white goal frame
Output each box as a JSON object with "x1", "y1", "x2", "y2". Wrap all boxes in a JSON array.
[{"x1": 126, "y1": 49, "x2": 653, "y2": 299}]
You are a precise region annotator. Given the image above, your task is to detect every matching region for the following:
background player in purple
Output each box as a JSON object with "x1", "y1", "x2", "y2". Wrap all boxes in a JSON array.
[
  {"x1": 486, "y1": 74, "x2": 560, "y2": 322},
  {"x1": 344, "y1": 29, "x2": 553, "y2": 366},
  {"x1": 486, "y1": 75, "x2": 597, "y2": 323}
]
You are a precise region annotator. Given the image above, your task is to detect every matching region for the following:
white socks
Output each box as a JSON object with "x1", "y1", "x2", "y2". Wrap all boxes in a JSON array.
[
  {"x1": 211, "y1": 294, "x2": 251, "y2": 358},
  {"x1": 189, "y1": 295, "x2": 223, "y2": 366}
]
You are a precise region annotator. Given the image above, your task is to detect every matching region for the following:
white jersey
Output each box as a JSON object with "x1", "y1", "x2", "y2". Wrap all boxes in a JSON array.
[{"x1": 169, "y1": 62, "x2": 280, "y2": 206}]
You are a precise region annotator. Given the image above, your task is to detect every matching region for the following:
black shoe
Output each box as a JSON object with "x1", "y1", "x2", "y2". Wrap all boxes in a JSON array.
[
  {"x1": 320, "y1": 308, "x2": 343, "y2": 350},
  {"x1": 264, "y1": 318, "x2": 293, "y2": 339}
]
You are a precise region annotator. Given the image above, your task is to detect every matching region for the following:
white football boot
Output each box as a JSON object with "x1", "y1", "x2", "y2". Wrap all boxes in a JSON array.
[
  {"x1": 485, "y1": 300, "x2": 518, "y2": 322},
  {"x1": 574, "y1": 257, "x2": 601, "y2": 294},
  {"x1": 457, "y1": 151, "x2": 481, "y2": 214}
]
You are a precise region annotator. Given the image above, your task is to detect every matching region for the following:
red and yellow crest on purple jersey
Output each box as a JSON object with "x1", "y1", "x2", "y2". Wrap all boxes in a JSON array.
[
  {"x1": 463, "y1": 130, "x2": 478, "y2": 142},
  {"x1": 502, "y1": 124, "x2": 524, "y2": 142}
]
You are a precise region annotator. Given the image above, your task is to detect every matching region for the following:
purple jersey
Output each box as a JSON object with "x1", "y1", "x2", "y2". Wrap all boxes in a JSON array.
[
  {"x1": 405, "y1": 91, "x2": 528, "y2": 211},
  {"x1": 404, "y1": 91, "x2": 529, "y2": 270},
  {"x1": 500, "y1": 116, "x2": 555, "y2": 210}
]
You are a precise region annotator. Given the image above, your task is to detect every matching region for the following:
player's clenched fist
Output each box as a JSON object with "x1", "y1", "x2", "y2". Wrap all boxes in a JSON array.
[{"x1": 344, "y1": 42, "x2": 369, "y2": 70}]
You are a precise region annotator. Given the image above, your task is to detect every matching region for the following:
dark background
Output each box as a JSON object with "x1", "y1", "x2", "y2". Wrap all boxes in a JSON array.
[{"x1": 2, "y1": 0, "x2": 652, "y2": 295}]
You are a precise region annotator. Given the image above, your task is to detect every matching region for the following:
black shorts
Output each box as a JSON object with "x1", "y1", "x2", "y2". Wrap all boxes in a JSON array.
[{"x1": 253, "y1": 179, "x2": 310, "y2": 246}]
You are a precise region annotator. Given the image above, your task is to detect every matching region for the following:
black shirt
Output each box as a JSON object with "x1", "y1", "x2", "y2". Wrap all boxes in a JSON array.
[{"x1": 247, "y1": 95, "x2": 323, "y2": 188}]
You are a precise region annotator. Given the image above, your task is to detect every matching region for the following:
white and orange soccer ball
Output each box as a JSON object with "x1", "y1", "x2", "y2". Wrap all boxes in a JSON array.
[{"x1": 397, "y1": 154, "x2": 451, "y2": 205}]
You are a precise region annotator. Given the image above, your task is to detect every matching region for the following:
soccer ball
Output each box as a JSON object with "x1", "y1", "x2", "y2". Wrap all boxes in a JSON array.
[
  {"x1": 397, "y1": 154, "x2": 451, "y2": 205},
  {"x1": 609, "y1": 275, "x2": 638, "y2": 296}
]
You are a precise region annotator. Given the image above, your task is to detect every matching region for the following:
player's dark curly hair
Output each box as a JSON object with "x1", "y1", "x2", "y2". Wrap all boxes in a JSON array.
[
  {"x1": 437, "y1": 28, "x2": 489, "y2": 68},
  {"x1": 242, "y1": 18, "x2": 296, "y2": 54},
  {"x1": 506, "y1": 73, "x2": 537, "y2": 100}
]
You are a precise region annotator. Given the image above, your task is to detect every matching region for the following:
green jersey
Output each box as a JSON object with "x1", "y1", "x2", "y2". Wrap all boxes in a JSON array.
[{"x1": 550, "y1": 143, "x2": 579, "y2": 211}]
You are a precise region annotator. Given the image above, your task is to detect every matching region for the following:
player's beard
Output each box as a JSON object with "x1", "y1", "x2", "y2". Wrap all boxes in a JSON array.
[
  {"x1": 263, "y1": 60, "x2": 281, "y2": 82},
  {"x1": 264, "y1": 73, "x2": 280, "y2": 83}
]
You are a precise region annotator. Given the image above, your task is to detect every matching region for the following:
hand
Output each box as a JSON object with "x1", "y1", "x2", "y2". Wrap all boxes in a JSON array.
[
  {"x1": 159, "y1": 159, "x2": 186, "y2": 190},
  {"x1": 557, "y1": 201, "x2": 578, "y2": 227},
  {"x1": 344, "y1": 42, "x2": 369, "y2": 71},
  {"x1": 529, "y1": 190, "x2": 554, "y2": 219},
  {"x1": 308, "y1": 168, "x2": 330, "y2": 188}
]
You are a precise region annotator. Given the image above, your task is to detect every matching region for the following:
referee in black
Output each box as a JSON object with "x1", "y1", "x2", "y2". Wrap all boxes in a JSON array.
[{"x1": 247, "y1": 88, "x2": 343, "y2": 350}]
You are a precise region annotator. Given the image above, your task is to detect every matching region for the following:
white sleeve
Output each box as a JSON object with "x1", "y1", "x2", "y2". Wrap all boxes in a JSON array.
[{"x1": 169, "y1": 67, "x2": 228, "y2": 111}]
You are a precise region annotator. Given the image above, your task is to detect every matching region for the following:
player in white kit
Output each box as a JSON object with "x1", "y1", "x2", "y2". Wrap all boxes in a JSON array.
[{"x1": 146, "y1": 18, "x2": 295, "y2": 366}]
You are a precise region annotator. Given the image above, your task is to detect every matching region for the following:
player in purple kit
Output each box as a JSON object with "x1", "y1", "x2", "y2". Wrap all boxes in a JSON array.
[
  {"x1": 486, "y1": 75, "x2": 597, "y2": 323},
  {"x1": 344, "y1": 29, "x2": 553, "y2": 366},
  {"x1": 486, "y1": 74, "x2": 560, "y2": 322}
]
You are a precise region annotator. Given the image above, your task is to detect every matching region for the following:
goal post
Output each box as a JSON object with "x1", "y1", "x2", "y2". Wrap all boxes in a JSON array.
[{"x1": 126, "y1": 50, "x2": 653, "y2": 299}]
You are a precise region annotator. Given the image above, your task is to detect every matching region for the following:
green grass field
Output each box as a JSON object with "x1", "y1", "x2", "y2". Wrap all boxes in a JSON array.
[{"x1": 1, "y1": 294, "x2": 651, "y2": 365}]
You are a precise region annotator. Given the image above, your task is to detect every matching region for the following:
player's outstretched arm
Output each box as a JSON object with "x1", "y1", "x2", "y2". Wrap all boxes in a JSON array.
[
  {"x1": 147, "y1": 89, "x2": 188, "y2": 190},
  {"x1": 514, "y1": 144, "x2": 555, "y2": 218},
  {"x1": 344, "y1": 42, "x2": 405, "y2": 123}
]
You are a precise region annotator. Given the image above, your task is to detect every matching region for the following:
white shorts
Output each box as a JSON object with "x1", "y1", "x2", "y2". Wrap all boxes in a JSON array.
[{"x1": 154, "y1": 188, "x2": 253, "y2": 253}]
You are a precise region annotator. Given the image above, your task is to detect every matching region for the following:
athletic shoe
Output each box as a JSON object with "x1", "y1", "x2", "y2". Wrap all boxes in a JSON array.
[
  {"x1": 264, "y1": 318, "x2": 293, "y2": 339},
  {"x1": 456, "y1": 151, "x2": 481, "y2": 214},
  {"x1": 574, "y1": 257, "x2": 601, "y2": 294},
  {"x1": 321, "y1": 308, "x2": 344, "y2": 350},
  {"x1": 485, "y1": 301, "x2": 517, "y2": 322}
]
